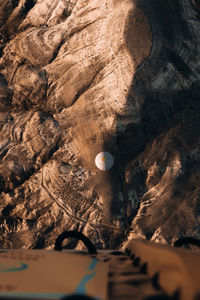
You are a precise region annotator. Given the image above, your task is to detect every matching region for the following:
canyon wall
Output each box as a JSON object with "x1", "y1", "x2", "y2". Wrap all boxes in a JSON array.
[{"x1": 0, "y1": 0, "x2": 199, "y2": 249}]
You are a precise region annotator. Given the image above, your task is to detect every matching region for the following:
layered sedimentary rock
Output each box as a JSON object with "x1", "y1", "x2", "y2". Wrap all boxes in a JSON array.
[{"x1": 0, "y1": 0, "x2": 199, "y2": 249}]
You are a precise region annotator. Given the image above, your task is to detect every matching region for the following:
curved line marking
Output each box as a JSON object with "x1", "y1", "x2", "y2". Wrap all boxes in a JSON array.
[{"x1": 0, "y1": 262, "x2": 28, "y2": 273}]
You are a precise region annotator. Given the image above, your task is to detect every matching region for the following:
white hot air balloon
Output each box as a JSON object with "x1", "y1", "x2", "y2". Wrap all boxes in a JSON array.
[{"x1": 95, "y1": 152, "x2": 114, "y2": 171}]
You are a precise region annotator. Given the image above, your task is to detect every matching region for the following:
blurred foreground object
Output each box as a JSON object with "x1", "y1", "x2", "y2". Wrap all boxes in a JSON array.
[{"x1": 0, "y1": 232, "x2": 200, "y2": 299}]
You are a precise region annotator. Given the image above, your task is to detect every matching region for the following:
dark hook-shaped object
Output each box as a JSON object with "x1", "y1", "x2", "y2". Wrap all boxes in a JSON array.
[{"x1": 54, "y1": 230, "x2": 97, "y2": 254}]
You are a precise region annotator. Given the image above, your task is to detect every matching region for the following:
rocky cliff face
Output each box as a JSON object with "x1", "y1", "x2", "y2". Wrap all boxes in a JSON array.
[{"x1": 0, "y1": 0, "x2": 199, "y2": 250}]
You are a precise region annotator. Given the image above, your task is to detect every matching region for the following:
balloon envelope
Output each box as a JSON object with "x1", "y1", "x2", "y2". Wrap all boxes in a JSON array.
[{"x1": 95, "y1": 152, "x2": 114, "y2": 171}]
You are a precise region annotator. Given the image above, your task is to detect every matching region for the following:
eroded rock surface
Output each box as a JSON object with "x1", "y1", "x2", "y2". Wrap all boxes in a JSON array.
[{"x1": 0, "y1": 0, "x2": 199, "y2": 249}]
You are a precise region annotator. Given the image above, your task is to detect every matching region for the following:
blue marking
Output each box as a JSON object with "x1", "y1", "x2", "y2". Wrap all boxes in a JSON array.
[
  {"x1": 75, "y1": 272, "x2": 96, "y2": 294},
  {"x1": 88, "y1": 258, "x2": 98, "y2": 271},
  {"x1": 75, "y1": 258, "x2": 99, "y2": 295},
  {"x1": 0, "y1": 262, "x2": 28, "y2": 273}
]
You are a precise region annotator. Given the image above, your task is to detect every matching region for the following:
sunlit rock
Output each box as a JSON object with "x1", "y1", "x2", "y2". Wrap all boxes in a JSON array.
[{"x1": 0, "y1": 0, "x2": 199, "y2": 249}]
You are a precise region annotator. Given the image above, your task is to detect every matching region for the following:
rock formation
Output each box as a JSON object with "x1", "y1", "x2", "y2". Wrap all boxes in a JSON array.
[{"x1": 0, "y1": 0, "x2": 199, "y2": 249}]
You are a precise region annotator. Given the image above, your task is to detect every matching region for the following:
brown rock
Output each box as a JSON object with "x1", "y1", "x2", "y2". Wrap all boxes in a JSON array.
[{"x1": 0, "y1": 0, "x2": 199, "y2": 250}]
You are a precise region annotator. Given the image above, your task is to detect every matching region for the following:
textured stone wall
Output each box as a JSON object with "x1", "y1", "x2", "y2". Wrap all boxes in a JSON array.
[{"x1": 0, "y1": 0, "x2": 199, "y2": 249}]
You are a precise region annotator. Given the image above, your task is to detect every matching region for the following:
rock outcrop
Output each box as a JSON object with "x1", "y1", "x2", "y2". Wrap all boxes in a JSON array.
[{"x1": 0, "y1": 0, "x2": 199, "y2": 249}]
